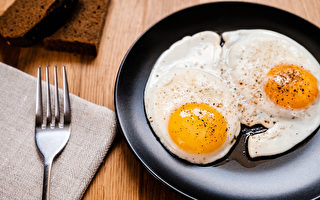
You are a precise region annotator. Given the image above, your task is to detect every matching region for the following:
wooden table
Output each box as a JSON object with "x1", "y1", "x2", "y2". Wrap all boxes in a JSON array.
[{"x1": 1, "y1": 0, "x2": 320, "y2": 199}]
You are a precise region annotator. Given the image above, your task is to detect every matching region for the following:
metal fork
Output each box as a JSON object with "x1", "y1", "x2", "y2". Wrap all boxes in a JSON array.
[{"x1": 35, "y1": 66, "x2": 71, "y2": 200}]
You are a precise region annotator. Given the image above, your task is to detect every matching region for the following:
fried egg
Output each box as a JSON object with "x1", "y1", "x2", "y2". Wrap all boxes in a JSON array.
[
  {"x1": 144, "y1": 32, "x2": 241, "y2": 164},
  {"x1": 222, "y1": 29, "x2": 320, "y2": 158}
]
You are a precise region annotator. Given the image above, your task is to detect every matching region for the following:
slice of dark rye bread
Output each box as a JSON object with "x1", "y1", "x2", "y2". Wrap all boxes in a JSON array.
[
  {"x1": 0, "y1": 0, "x2": 77, "y2": 46},
  {"x1": 43, "y1": 0, "x2": 109, "y2": 56}
]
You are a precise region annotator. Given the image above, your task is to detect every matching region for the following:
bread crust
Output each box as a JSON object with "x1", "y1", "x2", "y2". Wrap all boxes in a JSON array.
[{"x1": 43, "y1": 0, "x2": 109, "y2": 56}]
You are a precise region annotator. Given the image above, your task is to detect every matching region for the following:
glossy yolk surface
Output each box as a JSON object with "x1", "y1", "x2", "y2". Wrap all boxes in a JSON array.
[
  {"x1": 168, "y1": 103, "x2": 227, "y2": 154},
  {"x1": 264, "y1": 64, "x2": 318, "y2": 109}
]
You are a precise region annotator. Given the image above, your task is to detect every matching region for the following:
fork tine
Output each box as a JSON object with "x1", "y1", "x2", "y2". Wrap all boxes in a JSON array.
[
  {"x1": 63, "y1": 66, "x2": 71, "y2": 124},
  {"x1": 54, "y1": 66, "x2": 60, "y2": 124},
  {"x1": 36, "y1": 67, "x2": 43, "y2": 126},
  {"x1": 46, "y1": 66, "x2": 52, "y2": 125}
]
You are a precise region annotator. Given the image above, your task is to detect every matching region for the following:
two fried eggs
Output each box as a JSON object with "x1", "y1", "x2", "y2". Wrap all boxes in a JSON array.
[{"x1": 144, "y1": 30, "x2": 320, "y2": 164}]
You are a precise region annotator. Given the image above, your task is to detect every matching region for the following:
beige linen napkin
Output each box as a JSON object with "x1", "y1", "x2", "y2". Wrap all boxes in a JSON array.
[{"x1": 0, "y1": 62, "x2": 117, "y2": 200}]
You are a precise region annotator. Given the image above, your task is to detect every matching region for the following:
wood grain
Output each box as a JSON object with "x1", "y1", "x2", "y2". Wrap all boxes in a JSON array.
[{"x1": 1, "y1": 0, "x2": 320, "y2": 199}]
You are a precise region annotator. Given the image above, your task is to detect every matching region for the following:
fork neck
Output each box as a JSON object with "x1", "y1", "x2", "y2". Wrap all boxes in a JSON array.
[
  {"x1": 44, "y1": 157, "x2": 54, "y2": 166},
  {"x1": 42, "y1": 158, "x2": 53, "y2": 200}
]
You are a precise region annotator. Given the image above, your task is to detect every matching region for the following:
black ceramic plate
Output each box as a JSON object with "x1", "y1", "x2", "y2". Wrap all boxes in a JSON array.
[{"x1": 115, "y1": 2, "x2": 320, "y2": 200}]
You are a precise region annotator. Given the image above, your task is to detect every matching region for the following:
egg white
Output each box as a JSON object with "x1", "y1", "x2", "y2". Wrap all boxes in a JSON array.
[
  {"x1": 144, "y1": 31, "x2": 241, "y2": 164},
  {"x1": 221, "y1": 29, "x2": 320, "y2": 158},
  {"x1": 145, "y1": 68, "x2": 241, "y2": 164},
  {"x1": 146, "y1": 31, "x2": 222, "y2": 89}
]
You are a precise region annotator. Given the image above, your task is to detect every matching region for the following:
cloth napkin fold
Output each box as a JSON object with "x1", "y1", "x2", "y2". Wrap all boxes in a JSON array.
[{"x1": 0, "y1": 62, "x2": 117, "y2": 200}]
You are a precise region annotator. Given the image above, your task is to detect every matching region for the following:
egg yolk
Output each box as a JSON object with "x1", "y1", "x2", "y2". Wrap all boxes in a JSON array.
[
  {"x1": 264, "y1": 64, "x2": 318, "y2": 109},
  {"x1": 168, "y1": 103, "x2": 227, "y2": 154}
]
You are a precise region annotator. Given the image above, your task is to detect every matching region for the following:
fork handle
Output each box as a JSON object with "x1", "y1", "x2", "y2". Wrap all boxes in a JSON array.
[{"x1": 42, "y1": 159, "x2": 53, "y2": 200}]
